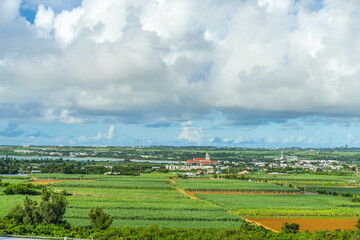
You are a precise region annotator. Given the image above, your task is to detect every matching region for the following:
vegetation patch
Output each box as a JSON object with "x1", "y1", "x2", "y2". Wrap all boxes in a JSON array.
[
  {"x1": 248, "y1": 218, "x2": 358, "y2": 232},
  {"x1": 174, "y1": 179, "x2": 300, "y2": 192},
  {"x1": 197, "y1": 194, "x2": 360, "y2": 216}
]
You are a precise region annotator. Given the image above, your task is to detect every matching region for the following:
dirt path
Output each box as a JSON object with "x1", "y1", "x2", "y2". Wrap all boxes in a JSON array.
[
  {"x1": 243, "y1": 217, "x2": 280, "y2": 232},
  {"x1": 175, "y1": 187, "x2": 198, "y2": 199},
  {"x1": 168, "y1": 178, "x2": 198, "y2": 199}
]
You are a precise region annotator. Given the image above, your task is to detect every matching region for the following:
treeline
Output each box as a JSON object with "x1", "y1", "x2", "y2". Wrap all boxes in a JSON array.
[
  {"x1": 0, "y1": 157, "x2": 164, "y2": 175},
  {"x1": 2, "y1": 218, "x2": 360, "y2": 240},
  {"x1": 314, "y1": 188, "x2": 360, "y2": 202}
]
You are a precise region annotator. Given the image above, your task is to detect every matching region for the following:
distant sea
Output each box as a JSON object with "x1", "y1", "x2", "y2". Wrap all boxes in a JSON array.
[{"x1": 0, "y1": 155, "x2": 178, "y2": 163}]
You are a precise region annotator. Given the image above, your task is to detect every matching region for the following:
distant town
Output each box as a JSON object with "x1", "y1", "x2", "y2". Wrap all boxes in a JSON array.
[{"x1": 1, "y1": 145, "x2": 359, "y2": 176}]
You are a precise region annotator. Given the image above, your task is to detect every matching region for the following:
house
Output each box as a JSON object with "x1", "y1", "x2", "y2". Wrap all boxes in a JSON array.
[{"x1": 185, "y1": 153, "x2": 218, "y2": 166}]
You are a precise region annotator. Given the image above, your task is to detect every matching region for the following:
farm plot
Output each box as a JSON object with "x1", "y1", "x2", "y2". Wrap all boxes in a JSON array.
[
  {"x1": 247, "y1": 218, "x2": 358, "y2": 232},
  {"x1": 66, "y1": 208, "x2": 240, "y2": 221},
  {"x1": 197, "y1": 194, "x2": 360, "y2": 216},
  {"x1": 306, "y1": 186, "x2": 360, "y2": 195},
  {"x1": 67, "y1": 218, "x2": 243, "y2": 229},
  {"x1": 174, "y1": 179, "x2": 299, "y2": 192},
  {"x1": 56, "y1": 187, "x2": 185, "y2": 198},
  {"x1": 52, "y1": 179, "x2": 172, "y2": 190},
  {"x1": 48, "y1": 174, "x2": 245, "y2": 228},
  {"x1": 67, "y1": 196, "x2": 221, "y2": 211},
  {"x1": 0, "y1": 180, "x2": 243, "y2": 229},
  {"x1": 33, "y1": 173, "x2": 170, "y2": 181},
  {"x1": 253, "y1": 174, "x2": 360, "y2": 186},
  {"x1": 1, "y1": 179, "x2": 29, "y2": 184},
  {"x1": 0, "y1": 194, "x2": 41, "y2": 217},
  {"x1": 63, "y1": 191, "x2": 242, "y2": 229}
]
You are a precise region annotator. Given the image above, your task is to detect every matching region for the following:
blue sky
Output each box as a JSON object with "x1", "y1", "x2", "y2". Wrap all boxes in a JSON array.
[{"x1": 0, "y1": 0, "x2": 360, "y2": 147}]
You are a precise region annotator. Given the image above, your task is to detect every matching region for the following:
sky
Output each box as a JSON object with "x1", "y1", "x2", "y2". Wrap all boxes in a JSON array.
[{"x1": 0, "y1": 0, "x2": 360, "y2": 148}]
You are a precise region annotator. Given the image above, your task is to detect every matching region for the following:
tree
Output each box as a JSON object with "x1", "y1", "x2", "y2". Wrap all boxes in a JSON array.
[
  {"x1": 281, "y1": 222, "x2": 300, "y2": 234},
  {"x1": 6, "y1": 189, "x2": 68, "y2": 226},
  {"x1": 38, "y1": 189, "x2": 68, "y2": 225},
  {"x1": 356, "y1": 219, "x2": 360, "y2": 229},
  {"x1": 88, "y1": 206, "x2": 113, "y2": 230}
]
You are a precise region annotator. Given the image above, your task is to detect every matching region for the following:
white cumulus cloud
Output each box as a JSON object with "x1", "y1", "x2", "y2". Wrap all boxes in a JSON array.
[
  {"x1": 178, "y1": 121, "x2": 203, "y2": 143},
  {"x1": 1, "y1": 0, "x2": 360, "y2": 126}
]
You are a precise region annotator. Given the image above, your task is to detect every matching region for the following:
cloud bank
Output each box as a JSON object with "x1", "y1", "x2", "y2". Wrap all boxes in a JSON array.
[{"x1": 1, "y1": 0, "x2": 360, "y2": 126}]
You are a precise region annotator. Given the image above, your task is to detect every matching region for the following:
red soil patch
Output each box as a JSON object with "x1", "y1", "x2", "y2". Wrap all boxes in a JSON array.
[
  {"x1": 31, "y1": 179, "x2": 95, "y2": 184},
  {"x1": 175, "y1": 187, "x2": 198, "y2": 199},
  {"x1": 170, "y1": 179, "x2": 176, "y2": 183},
  {"x1": 187, "y1": 191, "x2": 302, "y2": 195},
  {"x1": 247, "y1": 218, "x2": 358, "y2": 232}
]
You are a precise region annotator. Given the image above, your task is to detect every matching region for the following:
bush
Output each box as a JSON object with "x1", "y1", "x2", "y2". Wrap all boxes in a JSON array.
[
  {"x1": 88, "y1": 206, "x2": 113, "y2": 230},
  {"x1": 281, "y1": 222, "x2": 300, "y2": 234},
  {"x1": 6, "y1": 189, "x2": 68, "y2": 226},
  {"x1": 356, "y1": 219, "x2": 360, "y2": 229},
  {"x1": 4, "y1": 183, "x2": 39, "y2": 195}
]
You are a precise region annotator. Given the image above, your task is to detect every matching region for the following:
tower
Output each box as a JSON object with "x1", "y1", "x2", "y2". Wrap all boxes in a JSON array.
[{"x1": 206, "y1": 152, "x2": 210, "y2": 160}]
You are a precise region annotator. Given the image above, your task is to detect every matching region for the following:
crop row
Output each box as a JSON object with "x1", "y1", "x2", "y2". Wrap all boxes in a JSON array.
[
  {"x1": 196, "y1": 194, "x2": 360, "y2": 216},
  {"x1": 232, "y1": 208, "x2": 360, "y2": 216},
  {"x1": 65, "y1": 208, "x2": 241, "y2": 222},
  {"x1": 52, "y1": 180, "x2": 173, "y2": 190},
  {"x1": 0, "y1": 194, "x2": 41, "y2": 217},
  {"x1": 34, "y1": 173, "x2": 169, "y2": 181},
  {"x1": 55, "y1": 187, "x2": 185, "y2": 198},
  {"x1": 306, "y1": 186, "x2": 360, "y2": 195},
  {"x1": 174, "y1": 179, "x2": 299, "y2": 192},
  {"x1": 253, "y1": 174, "x2": 360, "y2": 182},
  {"x1": 66, "y1": 218, "x2": 244, "y2": 229},
  {"x1": 67, "y1": 196, "x2": 221, "y2": 211},
  {"x1": 1, "y1": 179, "x2": 29, "y2": 184}
]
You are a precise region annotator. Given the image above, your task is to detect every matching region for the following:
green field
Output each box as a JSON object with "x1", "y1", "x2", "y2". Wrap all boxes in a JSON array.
[
  {"x1": 67, "y1": 218, "x2": 243, "y2": 229},
  {"x1": 3, "y1": 172, "x2": 360, "y2": 230},
  {"x1": 0, "y1": 173, "x2": 244, "y2": 229},
  {"x1": 52, "y1": 179, "x2": 173, "y2": 190},
  {"x1": 0, "y1": 193, "x2": 41, "y2": 217},
  {"x1": 173, "y1": 179, "x2": 300, "y2": 192},
  {"x1": 197, "y1": 194, "x2": 360, "y2": 216},
  {"x1": 34, "y1": 173, "x2": 173, "y2": 180},
  {"x1": 55, "y1": 187, "x2": 185, "y2": 198},
  {"x1": 253, "y1": 173, "x2": 360, "y2": 183},
  {"x1": 306, "y1": 186, "x2": 360, "y2": 195}
]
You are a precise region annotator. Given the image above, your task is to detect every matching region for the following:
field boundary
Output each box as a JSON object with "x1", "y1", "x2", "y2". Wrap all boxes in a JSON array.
[
  {"x1": 243, "y1": 218, "x2": 280, "y2": 232},
  {"x1": 187, "y1": 191, "x2": 303, "y2": 195}
]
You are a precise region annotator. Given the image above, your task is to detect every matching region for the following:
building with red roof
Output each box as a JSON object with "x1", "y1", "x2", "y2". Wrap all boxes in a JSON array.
[{"x1": 185, "y1": 153, "x2": 218, "y2": 166}]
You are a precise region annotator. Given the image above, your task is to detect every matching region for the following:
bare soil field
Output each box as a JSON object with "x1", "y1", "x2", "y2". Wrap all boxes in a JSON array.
[{"x1": 247, "y1": 218, "x2": 358, "y2": 232}]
